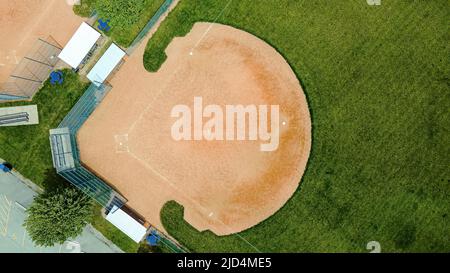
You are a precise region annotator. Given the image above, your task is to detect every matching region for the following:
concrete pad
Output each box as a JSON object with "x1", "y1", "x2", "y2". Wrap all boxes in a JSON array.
[{"x1": 0, "y1": 105, "x2": 39, "y2": 126}]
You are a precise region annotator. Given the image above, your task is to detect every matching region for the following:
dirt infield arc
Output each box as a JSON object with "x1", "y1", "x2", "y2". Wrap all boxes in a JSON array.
[{"x1": 78, "y1": 23, "x2": 311, "y2": 235}]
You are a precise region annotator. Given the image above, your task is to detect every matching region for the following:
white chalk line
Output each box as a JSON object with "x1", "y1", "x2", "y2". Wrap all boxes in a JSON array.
[
  {"x1": 127, "y1": 0, "x2": 234, "y2": 136},
  {"x1": 127, "y1": 149, "x2": 261, "y2": 253},
  {"x1": 125, "y1": 0, "x2": 260, "y2": 251},
  {"x1": 190, "y1": 0, "x2": 233, "y2": 54}
]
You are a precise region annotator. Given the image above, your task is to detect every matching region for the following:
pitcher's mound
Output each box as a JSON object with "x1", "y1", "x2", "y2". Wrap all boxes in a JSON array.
[{"x1": 78, "y1": 23, "x2": 311, "y2": 235}]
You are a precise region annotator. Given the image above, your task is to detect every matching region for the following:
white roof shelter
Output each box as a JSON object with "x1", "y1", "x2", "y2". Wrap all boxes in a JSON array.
[
  {"x1": 58, "y1": 22, "x2": 101, "y2": 68},
  {"x1": 87, "y1": 43, "x2": 125, "y2": 86},
  {"x1": 106, "y1": 206, "x2": 147, "y2": 243}
]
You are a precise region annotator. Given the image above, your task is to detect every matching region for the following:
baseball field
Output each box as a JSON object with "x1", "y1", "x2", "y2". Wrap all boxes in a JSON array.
[
  {"x1": 77, "y1": 22, "x2": 311, "y2": 236},
  {"x1": 142, "y1": 0, "x2": 449, "y2": 252},
  {"x1": 0, "y1": 0, "x2": 448, "y2": 253}
]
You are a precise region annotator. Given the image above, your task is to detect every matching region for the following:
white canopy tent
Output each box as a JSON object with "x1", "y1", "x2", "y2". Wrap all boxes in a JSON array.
[
  {"x1": 58, "y1": 22, "x2": 101, "y2": 69},
  {"x1": 106, "y1": 206, "x2": 147, "y2": 243},
  {"x1": 87, "y1": 43, "x2": 125, "y2": 86}
]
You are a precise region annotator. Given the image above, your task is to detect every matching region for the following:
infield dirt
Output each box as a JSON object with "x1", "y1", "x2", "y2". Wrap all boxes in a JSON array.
[{"x1": 78, "y1": 22, "x2": 311, "y2": 235}]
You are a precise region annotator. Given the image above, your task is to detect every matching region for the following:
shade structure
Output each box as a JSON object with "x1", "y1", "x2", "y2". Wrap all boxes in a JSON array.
[
  {"x1": 105, "y1": 206, "x2": 147, "y2": 243},
  {"x1": 58, "y1": 22, "x2": 101, "y2": 69},
  {"x1": 87, "y1": 43, "x2": 125, "y2": 86}
]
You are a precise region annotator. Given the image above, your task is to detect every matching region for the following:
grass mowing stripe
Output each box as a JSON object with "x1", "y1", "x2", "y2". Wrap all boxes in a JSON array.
[{"x1": 143, "y1": 0, "x2": 449, "y2": 252}]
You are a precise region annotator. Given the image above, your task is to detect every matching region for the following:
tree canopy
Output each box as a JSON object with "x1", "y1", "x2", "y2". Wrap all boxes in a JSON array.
[{"x1": 24, "y1": 187, "x2": 93, "y2": 247}]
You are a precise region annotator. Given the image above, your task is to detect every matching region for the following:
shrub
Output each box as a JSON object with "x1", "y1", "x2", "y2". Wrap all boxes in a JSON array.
[{"x1": 24, "y1": 187, "x2": 93, "y2": 247}]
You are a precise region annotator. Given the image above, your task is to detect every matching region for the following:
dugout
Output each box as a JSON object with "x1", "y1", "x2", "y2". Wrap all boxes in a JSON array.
[
  {"x1": 0, "y1": 37, "x2": 62, "y2": 102},
  {"x1": 106, "y1": 205, "x2": 148, "y2": 243},
  {"x1": 58, "y1": 22, "x2": 101, "y2": 69},
  {"x1": 87, "y1": 43, "x2": 126, "y2": 86}
]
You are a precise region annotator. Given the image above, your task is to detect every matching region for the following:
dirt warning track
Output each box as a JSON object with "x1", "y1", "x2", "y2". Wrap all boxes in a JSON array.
[{"x1": 78, "y1": 23, "x2": 311, "y2": 235}]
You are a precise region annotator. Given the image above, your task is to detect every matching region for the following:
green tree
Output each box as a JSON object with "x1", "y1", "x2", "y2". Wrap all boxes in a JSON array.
[{"x1": 24, "y1": 187, "x2": 93, "y2": 247}]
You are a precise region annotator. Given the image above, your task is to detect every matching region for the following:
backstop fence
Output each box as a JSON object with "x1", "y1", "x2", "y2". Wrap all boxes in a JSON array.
[
  {"x1": 49, "y1": 83, "x2": 187, "y2": 253},
  {"x1": 50, "y1": 83, "x2": 126, "y2": 211},
  {"x1": 58, "y1": 82, "x2": 110, "y2": 132},
  {"x1": 0, "y1": 37, "x2": 62, "y2": 102}
]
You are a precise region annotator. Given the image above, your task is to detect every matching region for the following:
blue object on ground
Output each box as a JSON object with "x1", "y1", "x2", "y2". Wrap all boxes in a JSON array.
[
  {"x1": 146, "y1": 230, "x2": 160, "y2": 246},
  {"x1": 50, "y1": 71, "x2": 63, "y2": 85},
  {"x1": 98, "y1": 19, "x2": 111, "y2": 32},
  {"x1": 0, "y1": 164, "x2": 11, "y2": 173}
]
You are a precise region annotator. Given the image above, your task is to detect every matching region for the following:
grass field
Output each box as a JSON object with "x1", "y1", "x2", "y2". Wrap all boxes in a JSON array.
[
  {"x1": 0, "y1": 70, "x2": 139, "y2": 252},
  {"x1": 145, "y1": 0, "x2": 450, "y2": 252},
  {"x1": 0, "y1": 71, "x2": 88, "y2": 186},
  {"x1": 74, "y1": 0, "x2": 165, "y2": 47}
]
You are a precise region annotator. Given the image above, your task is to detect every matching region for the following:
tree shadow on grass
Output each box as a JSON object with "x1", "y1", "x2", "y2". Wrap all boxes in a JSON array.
[{"x1": 41, "y1": 168, "x2": 71, "y2": 195}]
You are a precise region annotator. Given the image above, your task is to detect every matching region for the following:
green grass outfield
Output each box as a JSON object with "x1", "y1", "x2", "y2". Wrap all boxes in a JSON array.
[{"x1": 144, "y1": 0, "x2": 449, "y2": 252}]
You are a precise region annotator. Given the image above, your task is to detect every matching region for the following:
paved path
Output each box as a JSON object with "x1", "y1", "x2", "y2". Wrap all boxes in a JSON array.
[{"x1": 0, "y1": 170, "x2": 123, "y2": 253}]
